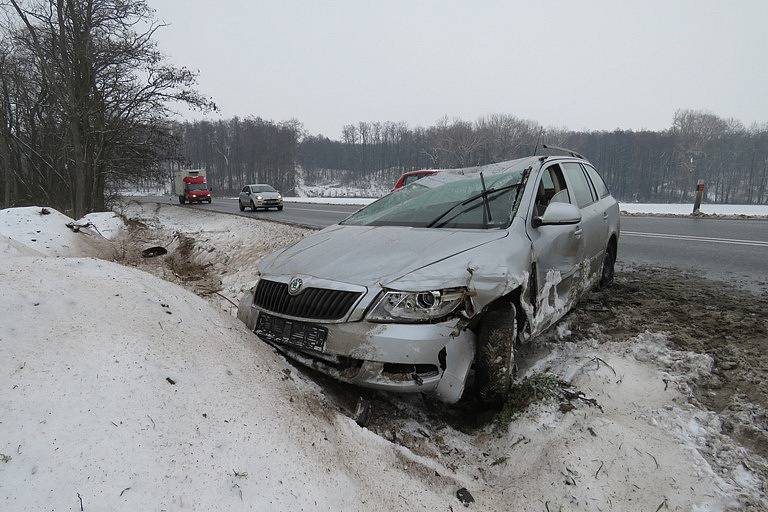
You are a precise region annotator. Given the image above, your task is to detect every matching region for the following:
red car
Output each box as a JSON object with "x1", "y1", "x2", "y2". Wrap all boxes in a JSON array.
[{"x1": 392, "y1": 169, "x2": 438, "y2": 190}]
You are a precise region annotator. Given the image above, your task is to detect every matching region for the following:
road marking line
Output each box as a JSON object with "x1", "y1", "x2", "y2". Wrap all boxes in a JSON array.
[
  {"x1": 285, "y1": 206, "x2": 356, "y2": 215},
  {"x1": 217, "y1": 198, "x2": 354, "y2": 215},
  {"x1": 623, "y1": 231, "x2": 768, "y2": 247}
]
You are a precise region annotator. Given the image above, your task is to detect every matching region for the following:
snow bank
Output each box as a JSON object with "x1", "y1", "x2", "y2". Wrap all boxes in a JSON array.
[
  {"x1": 620, "y1": 202, "x2": 768, "y2": 217},
  {"x1": 76, "y1": 212, "x2": 125, "y2": 239},
  {"x1": 0, "y1": 206, "x2": 114, "y2": 258},
  {"x1": 118, "y1": 202, "x2": 309, "y2": 308},
  {"x1": 0, "y1": 257, "x2": 472, "y2": 511}
]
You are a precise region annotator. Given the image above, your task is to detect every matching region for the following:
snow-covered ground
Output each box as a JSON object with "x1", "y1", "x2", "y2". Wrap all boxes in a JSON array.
[
  {"x1": 620, "y1": 202, "x2": 768, "y2": 217},
  {"x1": 0, "y1": 206, "x2": 123, "y2": 257},
  {"x1": 0, "y1": 207, "x2": 470, "y2": 510},
  {"x1": 293, "y1": 166, "x2": 390, "y2": 199},
  {"x1": 2, "y1": 204, "x2": 765, "y2": 510}
]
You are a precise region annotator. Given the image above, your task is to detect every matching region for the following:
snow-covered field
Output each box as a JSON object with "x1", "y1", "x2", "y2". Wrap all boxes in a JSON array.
[
  {"x1": 1, "y1": 204, "x2": 766, "y2": 510},
  {"x1": 620, "y1": 203, "x2": 768, "y2": 217}
]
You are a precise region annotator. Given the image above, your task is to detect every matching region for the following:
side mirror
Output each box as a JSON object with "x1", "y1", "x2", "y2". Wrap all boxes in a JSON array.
[
  {"x1": 532, "y1": 202, "x2": 581, "y2": 228},
  {"x1": 245, "y1": 190, "x2": 250, "y2": 195}
]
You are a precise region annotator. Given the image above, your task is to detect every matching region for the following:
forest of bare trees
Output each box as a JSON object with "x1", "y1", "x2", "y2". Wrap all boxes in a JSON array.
[
  {"x1": 1, "y1": 3, "x2": 767, "y2": 212},
  {"x1": 178, "y1": 111, "x2": 768, "y2": 204}
]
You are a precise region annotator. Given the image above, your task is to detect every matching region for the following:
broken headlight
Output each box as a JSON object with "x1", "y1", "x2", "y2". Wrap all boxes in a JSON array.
[{"x1": 367, "y1": 288, "x2": 468, "y2": 323}]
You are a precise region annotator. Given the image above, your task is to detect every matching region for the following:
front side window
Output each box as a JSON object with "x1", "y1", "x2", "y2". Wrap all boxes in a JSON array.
[
  {"x1": 561, "y1": 162, "x2": 594, "y2": 208},
  {"x1": 534, "y1": 164, "x2": 570, "y2": 216},
  {"x1": 342, "y1": 165, "x2": 527, "y2": 229}
]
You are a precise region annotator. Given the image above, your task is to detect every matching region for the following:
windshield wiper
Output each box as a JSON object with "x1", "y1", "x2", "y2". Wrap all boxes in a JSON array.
[
  {"x1": 480, "y1": 172, "x2": 491, "y2": 227},
  {"x1": 426, "y1": 181, "x2": 520, "y2": 228}
]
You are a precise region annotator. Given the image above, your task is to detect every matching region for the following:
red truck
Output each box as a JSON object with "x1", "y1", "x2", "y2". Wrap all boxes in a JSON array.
[
  {"x1": 173, "y1": 170, "x2": 212, "y2": 204},
  {"x1": 392, "y1": 169, "x2": 438, "y2": 190}
]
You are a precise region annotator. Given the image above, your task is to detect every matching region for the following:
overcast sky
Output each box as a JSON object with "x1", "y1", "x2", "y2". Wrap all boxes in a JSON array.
[{"x1": 151, "y1": 0, "x2": 768, "y2": 137}]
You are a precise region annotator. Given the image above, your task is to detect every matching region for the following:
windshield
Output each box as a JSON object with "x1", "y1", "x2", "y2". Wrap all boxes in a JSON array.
[
  {"x1": 251, "y1": 185, "x2": 277, "y2": 193},
  {"x1": 185, "y1": 183, "x2": 207, "y2": 191},
  {"x1": 342, "y1": 164, "x2": 527, "y2": 229}
]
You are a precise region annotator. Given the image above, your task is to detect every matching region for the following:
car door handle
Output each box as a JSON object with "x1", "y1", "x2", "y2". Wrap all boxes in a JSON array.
[
  {"x1": 602, "y1": 212, "x2": 609, "y2": 220},
  {"x1": 574, "y1": 227, "x2": 583, "y2": 238}
]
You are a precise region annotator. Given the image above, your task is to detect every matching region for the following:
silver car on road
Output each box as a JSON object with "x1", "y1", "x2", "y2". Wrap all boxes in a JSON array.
[
  {"x1": 238, "y1": 155, "x2": 620, "y2": 403},
  {"x1": 239, "y1": 184, "x2": 284, "y2": 211}
]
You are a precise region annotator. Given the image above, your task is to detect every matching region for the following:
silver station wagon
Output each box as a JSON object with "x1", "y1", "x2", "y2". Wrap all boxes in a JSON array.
[{"x1": 238, "y1": 152, "x2": 620, "y2": 403}]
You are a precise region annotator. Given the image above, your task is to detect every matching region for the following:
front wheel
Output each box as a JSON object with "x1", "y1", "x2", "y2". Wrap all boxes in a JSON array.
[
  {"x1": 178, "y1": 196, "x2": 185, "y2": 205},
  {"x1": 474, "y1": 302, "x2": 518, "y2": 402},
  {"x1": 277, "y1": 205, "x2": 283, "y2": 211},
  {"x1": 239, "y1": 201, "x2": 245, "y2": 212},
  {"x1": 250, "y1": 201, "x2": 256, "y2": 211},
  {"x1": 599, "y1": 241, "x2": 616, "y2": 288}
]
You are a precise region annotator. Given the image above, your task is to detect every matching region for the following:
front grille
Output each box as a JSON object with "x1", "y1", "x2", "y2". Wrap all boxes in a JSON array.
[{"x1": 253, "y1": 279, "x2": 362, "y2": 320}]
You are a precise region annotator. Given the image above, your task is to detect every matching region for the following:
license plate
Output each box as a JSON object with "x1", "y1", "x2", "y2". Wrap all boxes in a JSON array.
[{"x1": 255, "y1": 312, "x2": 327, "y2": 351}]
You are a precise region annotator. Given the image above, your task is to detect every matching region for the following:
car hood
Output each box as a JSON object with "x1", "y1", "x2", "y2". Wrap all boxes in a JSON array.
[
  {"x1": 259, "y1": 224, "x2": 508, "y2": 287},
  {"x1": 255, "y1": 191, "x2": 280, "y2": 199}
]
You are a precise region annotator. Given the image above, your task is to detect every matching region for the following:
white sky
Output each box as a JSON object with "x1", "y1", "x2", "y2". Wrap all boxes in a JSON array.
[{"x1": 151, "y1": 0, "x2": 768, "y2": 136}]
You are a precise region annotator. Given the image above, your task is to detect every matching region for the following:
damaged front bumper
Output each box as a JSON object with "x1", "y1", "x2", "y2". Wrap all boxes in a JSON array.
[{"x1": 238, "y1": 295, "x2": 475, "y2": 404}]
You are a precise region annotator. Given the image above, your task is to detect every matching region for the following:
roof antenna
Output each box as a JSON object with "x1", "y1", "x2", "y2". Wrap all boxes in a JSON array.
[{"x1": 533, "y1": 128, "x2": 543, "y2": 155}]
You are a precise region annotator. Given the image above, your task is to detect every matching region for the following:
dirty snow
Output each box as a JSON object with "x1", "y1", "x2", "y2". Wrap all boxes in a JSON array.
[
  {"x1": 116, "y1": 202, "x2": 309, "y2": 311},
  {"x1": 620, "y1": 203, "x2": 768, "y2": 217}
]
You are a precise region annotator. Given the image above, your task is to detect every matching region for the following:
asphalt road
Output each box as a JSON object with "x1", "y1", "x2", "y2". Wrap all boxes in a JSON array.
[{"x1": 139, "y1": 196, "x2": 768, "y2": 293}]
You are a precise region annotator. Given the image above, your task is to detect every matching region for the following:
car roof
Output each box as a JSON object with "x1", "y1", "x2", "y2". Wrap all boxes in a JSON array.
[{"x1": 246, "y1": 183, "x2": 275, "y2": 187}]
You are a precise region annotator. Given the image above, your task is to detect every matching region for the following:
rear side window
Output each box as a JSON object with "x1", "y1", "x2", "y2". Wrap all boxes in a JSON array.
[
  {"x1": 583, "y1": 164, "x2": 609, "y2": 198},
  {"x1": 562, "y1": 162, "x2": 594, "y2": 208}
]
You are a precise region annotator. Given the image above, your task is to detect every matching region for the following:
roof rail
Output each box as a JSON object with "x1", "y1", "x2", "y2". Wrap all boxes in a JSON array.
[{"x1": 541, "y1": 144, "x2": 584, "y2": 159}]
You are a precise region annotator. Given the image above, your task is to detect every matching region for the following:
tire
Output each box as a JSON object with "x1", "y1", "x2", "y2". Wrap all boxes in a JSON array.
[
  {"x1": 599, "y1": 240, "x2": 616, "y2": 288},
  {"x1": 250, "y1": 201, "x2": 256, "y2": 211},
  {"x1": 277, "y1": 205, "x2": 283, "y2": 211},
  {"x1": 239, "y1": 201, "x2": 245, "y2": 212},
  {"x1": 207, "y1": 199, "x2": 212, "y2": 204},
  {"x1": 474, "y1": 302, "x2": 518, "y2": 402},
  {"x1": 178, "y1": 196, "x2": 185, "y2": 205}
]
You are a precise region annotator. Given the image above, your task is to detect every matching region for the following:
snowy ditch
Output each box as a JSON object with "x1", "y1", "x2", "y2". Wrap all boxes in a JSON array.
[{"x1": 1, "y1": 202, "x2": 766, "y2": 510}]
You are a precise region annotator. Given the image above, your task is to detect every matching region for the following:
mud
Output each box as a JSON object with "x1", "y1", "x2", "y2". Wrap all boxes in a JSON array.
[{"x1": 115, "y1": 213, "x2": 222, "y2": 298}]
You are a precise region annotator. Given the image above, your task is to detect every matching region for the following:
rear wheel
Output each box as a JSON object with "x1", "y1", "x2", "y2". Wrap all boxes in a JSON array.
[
  {"x1": 474, "y1": 302, "x2": 518, "y2": 402},
  {"x1": 599, "y1": 240, "x2": 616, "y2": 287}
]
